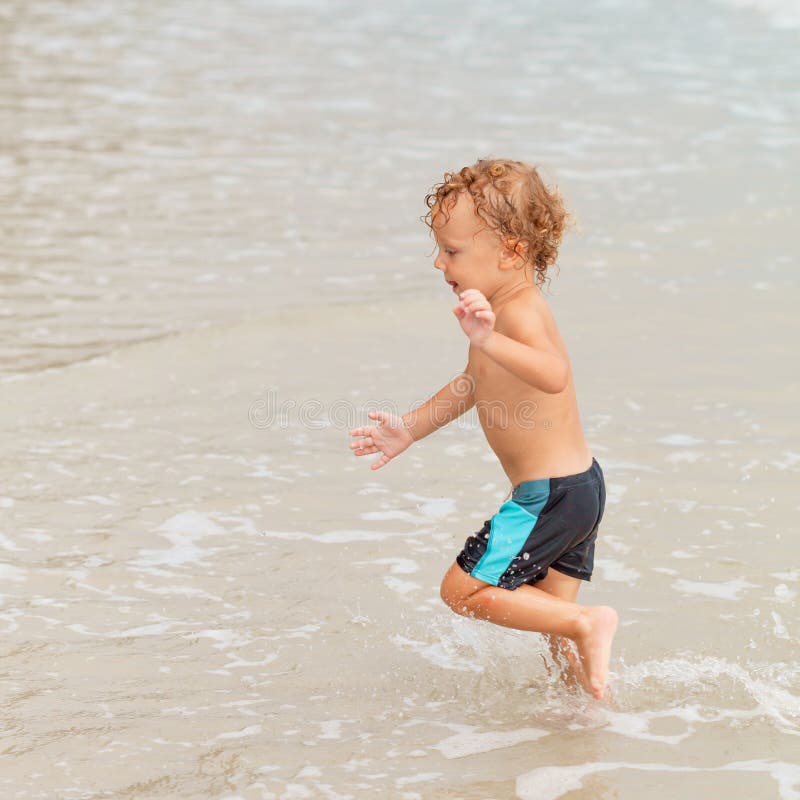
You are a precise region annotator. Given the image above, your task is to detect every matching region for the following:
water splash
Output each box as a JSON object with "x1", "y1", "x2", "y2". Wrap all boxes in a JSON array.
[{"x1": 619, "y1": 655, "x2": 800, "y2": 735}]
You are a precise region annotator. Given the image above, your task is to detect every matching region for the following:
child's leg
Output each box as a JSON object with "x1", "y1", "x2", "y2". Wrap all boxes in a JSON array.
[
  {"x1": 440, "y1": 562, "x2": 617, "y2": 699},
  {"x1": 535, "y1": 568, "x2": 589, "y2": 692}
]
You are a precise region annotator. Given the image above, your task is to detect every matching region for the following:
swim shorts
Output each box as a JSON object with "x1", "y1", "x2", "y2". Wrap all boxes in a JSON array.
[{"x1": 456, "y1": 457, "x2": 606, "y2": 590}]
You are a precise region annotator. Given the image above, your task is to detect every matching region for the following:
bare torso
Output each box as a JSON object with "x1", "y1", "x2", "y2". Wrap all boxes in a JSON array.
[{"x1": 468, "y1": 286, "x2": 593, "y2": 486}]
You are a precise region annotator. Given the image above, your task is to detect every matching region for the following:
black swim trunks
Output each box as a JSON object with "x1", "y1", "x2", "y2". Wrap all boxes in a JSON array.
[{"x1": 456, "y1": 457, "x2": 606, "y2": 590}]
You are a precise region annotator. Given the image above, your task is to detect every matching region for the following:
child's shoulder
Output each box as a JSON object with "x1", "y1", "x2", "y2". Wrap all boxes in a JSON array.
[
  {"x1": 495, "y1": 285, "x2": 560, "y2": 349},
  {"x1": 496, "y1": 285, "x2": 550, "y2": 328}
]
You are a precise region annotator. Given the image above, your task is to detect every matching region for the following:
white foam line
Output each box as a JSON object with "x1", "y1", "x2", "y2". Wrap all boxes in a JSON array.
[
  {"x1": 0, "y1": 533, "x2": 24, "y2": 552},
  {"x1": 382, "y1": 576, "x2": 421, "y2": 595},
  {"x1": 434, "y1": 727, "x2": 549, "y2": 759},
  {"x1": 601, "y1": 705, "x2": 706, "y2": 745},
  {"x1": 672, "y1": 577, "x2": 757, "y2": 600},
  {"x1": 595, "y1": 558, "x2": 640, "y2": 583},
  {"x1": 361, "y1": 557, "x2": 419, "y2": 574},
  {"x1": 621, "y1": 656, "x2": 800, "y2": 734},
  {"x1": 517, "y1": 759, "x2": 800, "y2": 800},
  {"x1": 601, "y1": 460, "x2": 659, "y2": 472},
  {"x1": 657, "y1": 434, "x2": 704, "y2": 446},
  {"x1": 0, "y1": 563, "x2": 27, "y2": 582},
  {"x1": 391, "y1": 633, "x2": 483, "y2": 673},
  {"x1": 212, "y1": 724, "x2": 262, "y2": 741},
  {"x1": 260, "y1": 529, "x2": 411, "y2": 543}
]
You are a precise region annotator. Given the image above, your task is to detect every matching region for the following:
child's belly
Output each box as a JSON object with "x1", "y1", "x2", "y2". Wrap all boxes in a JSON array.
[{"x1": 474, "y1": 380, "x2": 592, "y2": 485}]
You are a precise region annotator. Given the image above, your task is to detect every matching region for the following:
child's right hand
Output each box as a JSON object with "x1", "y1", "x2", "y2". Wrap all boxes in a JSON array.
[{"x1": 348, "y1": 410, "x2": 414, "y2": 470}]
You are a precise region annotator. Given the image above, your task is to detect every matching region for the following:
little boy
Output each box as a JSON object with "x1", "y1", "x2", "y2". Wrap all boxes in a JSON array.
[{"x1": 348, "y1": 159, "x2": 617, "y2": 699}]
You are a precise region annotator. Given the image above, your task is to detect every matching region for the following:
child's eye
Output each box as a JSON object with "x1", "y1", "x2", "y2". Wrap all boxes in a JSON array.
[{"x1": 445, "y1": 249, "x2": 457, "y2": 256}]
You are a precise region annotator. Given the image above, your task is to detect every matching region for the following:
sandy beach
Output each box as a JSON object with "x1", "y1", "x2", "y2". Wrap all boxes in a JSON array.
[{"x1": 1, "y1": 1, "x2": 799, "y2": 797}]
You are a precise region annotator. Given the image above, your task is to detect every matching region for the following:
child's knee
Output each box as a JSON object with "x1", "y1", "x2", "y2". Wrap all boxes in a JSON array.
[
  {"x1": 439, "y1": 566, "x2": 474, "y2": 616},
  {"x1": 440, "y1": 573, "x2": 464, "y2": 614},
  {"x1": 439, "y1": 575, "x2": 459, "y2": 612}
]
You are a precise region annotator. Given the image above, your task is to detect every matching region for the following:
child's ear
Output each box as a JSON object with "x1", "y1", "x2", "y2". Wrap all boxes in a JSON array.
[{"x1": 499, "y1": 238, "x2": 527, "y2": 269}]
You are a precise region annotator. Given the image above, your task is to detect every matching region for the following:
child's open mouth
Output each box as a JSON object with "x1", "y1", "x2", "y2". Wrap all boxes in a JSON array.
[{"x1": 446, "y1": 280, "x2": 458, "y2": 292}]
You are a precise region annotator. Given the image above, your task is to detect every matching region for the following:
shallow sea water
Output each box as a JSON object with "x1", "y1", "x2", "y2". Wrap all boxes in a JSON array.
[{"x1": 1, "y1": 1, "x2": 799, "y2": 798}]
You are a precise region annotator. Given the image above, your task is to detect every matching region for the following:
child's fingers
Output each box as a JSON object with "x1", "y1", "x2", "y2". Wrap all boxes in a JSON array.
[
  {"x1": 349, "y1": 424, "x2": 377, "y2": 435},
  {"x1": 350, "y1": 434, "x2": 377, "y2": 450},
  {"x1": 459, "y1": 289, "x2": 489, "y2": 306},
  {"x1": 351, "y1": 411, "x2": 390, "y2": 437},
  {"x1": 461, "y1": 298, "x2": 487, "y2": 312},
  {"x1": 370, "y1": 454, "x2": 391, "y2": 470},
  {"x1": 463, "y1": 296, "x2": 490, "y2": 311}
]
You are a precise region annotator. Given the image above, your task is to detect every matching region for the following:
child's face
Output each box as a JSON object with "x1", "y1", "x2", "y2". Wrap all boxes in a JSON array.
[{"x1": 431, "y1": 193, "x2": 510, "y2": 297}]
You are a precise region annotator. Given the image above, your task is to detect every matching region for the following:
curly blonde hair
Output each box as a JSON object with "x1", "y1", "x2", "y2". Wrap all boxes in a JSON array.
[{"x1": 423, "y1": 158, "x2": 572, "y2": 289}]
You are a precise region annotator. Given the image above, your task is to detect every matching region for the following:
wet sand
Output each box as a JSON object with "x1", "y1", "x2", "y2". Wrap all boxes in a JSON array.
[{"x1": 2, "y1": 284, "x2": 799, "y2": 797}]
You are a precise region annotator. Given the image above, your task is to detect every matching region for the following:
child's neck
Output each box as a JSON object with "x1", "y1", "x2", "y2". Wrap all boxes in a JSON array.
[{"x1": 487, "y1": 279, "x2": 534, "y2": 311}]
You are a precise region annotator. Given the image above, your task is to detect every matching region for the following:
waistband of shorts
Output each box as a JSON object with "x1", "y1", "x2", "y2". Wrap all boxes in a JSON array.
[{"x1": 511, "y1": 457, "x2": 602, "y2": 500}]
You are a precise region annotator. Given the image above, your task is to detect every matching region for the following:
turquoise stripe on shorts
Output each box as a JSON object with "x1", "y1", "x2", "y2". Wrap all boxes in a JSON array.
[{"x1": 470, "y1": 494, "x2": 550, "y2": 585}]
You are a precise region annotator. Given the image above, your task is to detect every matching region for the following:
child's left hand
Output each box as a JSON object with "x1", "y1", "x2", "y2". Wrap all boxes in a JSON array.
[{"x1": 453, "y1": 289, "x2": 495, "y2": 347}]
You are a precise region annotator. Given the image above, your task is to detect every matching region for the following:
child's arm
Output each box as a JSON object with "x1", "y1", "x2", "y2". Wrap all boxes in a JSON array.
[
  {"x1": 402, "y1": 368, "x2": 476, "y2": 441},
  {"x1": 348, "y1": 369, "x2": 475, "y2": 470},
  {"x1": 456, "y1": 289, "x2": 568, "y2": 394}
]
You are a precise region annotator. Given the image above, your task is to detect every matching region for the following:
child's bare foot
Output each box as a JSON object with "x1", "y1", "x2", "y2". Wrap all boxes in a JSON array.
[
  {"x1": 574, "y1": 606, "x2": 618, "y2": 700},
  {"x1": 543, "y1": 635, "x2": 591, "y2": 694}
]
